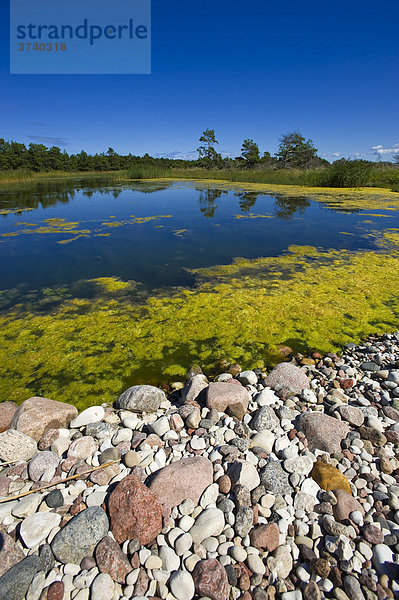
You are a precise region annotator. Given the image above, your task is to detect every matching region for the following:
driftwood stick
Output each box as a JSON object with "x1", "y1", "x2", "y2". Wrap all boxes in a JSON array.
[
  {"x1": 0, "y1": 459, "x2": 21, "y2": 467},
  {"x1": 0, "y1": 459, "x2": 121, "y2": 504}
]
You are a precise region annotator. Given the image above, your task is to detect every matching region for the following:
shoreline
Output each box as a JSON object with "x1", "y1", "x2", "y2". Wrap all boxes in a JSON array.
[{"x1": 0, "y1": 332, "x2": 398, "y2": 599}]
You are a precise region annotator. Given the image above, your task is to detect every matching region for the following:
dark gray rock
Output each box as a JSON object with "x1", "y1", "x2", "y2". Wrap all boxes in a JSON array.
[
  {"x1": 115, "y1": 385, "x2": 166, "y2": 413},
  {"x1": 51, "y1": 506, "x2": 109, "y2": 564},
  {"x1": 84, "y1": 422, "x2": 117, "y2": 439},
  {"x1": 234, "y1": 506, "x2": 253, "y2": 537},
  {"x1": 0, "y1": 556, "x2": 42, "y2": 600},
  {"x1": 39, "y1": 544, "x2": 55, "y2": 571},
  {"x1": 344, "y1": 574, "x2": 366, "y2": 600},
  {"x1": 260, "y1": 460, "x2": 292, "y2": 495},
  {"x1": 360, "y1": 362, "x2": 380, "y2": 372},
  {"x1": 45, "y1": 489, "x2": 64, "y2": 508},
  {"x1": 250, "y1": 406, "x2": 279, "y2": 432},
  {"x1": 99, "y1": 447, "x2": 120, "y2": 464}
]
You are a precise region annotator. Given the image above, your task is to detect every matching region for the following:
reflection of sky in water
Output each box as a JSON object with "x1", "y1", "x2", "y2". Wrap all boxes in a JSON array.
[{"x1": 0, "y1": 179, "x2": 398, "y2": 292}]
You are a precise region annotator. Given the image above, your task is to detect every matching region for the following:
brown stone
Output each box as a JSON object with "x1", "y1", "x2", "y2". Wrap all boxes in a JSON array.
[
  {"x1": 134, "y1": 568, "x2": 149, "y2": 596},
  {"x1": 333, "y1": 489, "x2": 365, "y2": 522},
  {"x1": 0, "y1": 477, "x2": 10, "y2": 496},
  {"x1": 249, "y1": 523, "x2": 279, "y2": 552},
  {"x1": 108, "y1": 474, "x2": 162, "y2": 545},
  {"x1": 9, "y1": 397, "x2": 78, "y2": 441},
  {"x1": 385, "y1": 430, "x2": 399, "y2": 444},
  {"x1": 0, "y1": 402, "x2": 18, "y2": 433},
  {"x1": 303, "y1": 581, "x2": 321, "y2": 600},
  {"x1": 206, "y1": 381, "x2": 249, "y2": 416},
  {"x1": 193, "y1": 559, "x2": 230, "y2": 600},
  {"x1": 228, "y1": 364, "x2": 242, "y2": 376},
  {"x1": 298, "y1": 412, "x2": 349, "y2": 453},
  {"x1": 359, "y1": 426, "x2": 387, "y2": 447},
  {"x1": 311, "y1": 558, "x2": 330, "y2": 579},
  {"x1": 95, "y1": 536, "x2": 131, "y2": 583},
  {"x1": 218, "y1": 475, "x2": 231, "y2": 494},
  {"x1": 148, "y1": 456, "x2": 213, "y2": 507},
  {"x1": 38, "y1": 429, "x2": 60, "y2": 451},
  {"x1": 47, "y1": 581, "x2": 64, "y2": 600},
  {"x1": 362, "y1": 523, "x2": 384, "y2": 545},
  {"x1": 311, "y1": 461, "x2": 352, "y2": 495},
  {"x1": 89, "y1": 463, "x2": 120, "y2": 486},
  {"x1": 0, "y1": 528, "x2": 25, "y2": 576},
  {"x1": 337, "y1": 405, "x2": 364, "y2": 427}
]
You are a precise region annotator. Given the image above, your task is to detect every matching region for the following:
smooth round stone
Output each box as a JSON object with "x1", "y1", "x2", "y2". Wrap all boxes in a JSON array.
[
  {"x1": 178, "y1": 516, "x2": 195, "y2": 532},
  {"x1": 169, "y1": 570, "x2": 195, "y2": 600},
  {"x1": 145, "y1": 554, "x2": 162, "y2": 570},
  {"x1": 246, "y1": 553, "x2": 266, "y2": 575},
  {"x1": 125, "y1": 570, "x2": 139, "y2": 586},
  {"x1": 90, "y1": 573, "x2": 114, "y2": 600},
  {"x1": 159, "y1": 545, "x2": 180, "y2": 571},
  {"x1": 149, "y1": 416, "x2": 170, "y2": 437},
  {"x1": 191, "y1": 437, "x2": 206, "y2": 450},
  {"x1": 175, "y1": 533, "x2": 193, "y2": 556},
  {"x1": 189, "y1": 508, "x2": 225, "y2": 544},
  {"x1": 200, "y1": 484, "x2": 219, "y2": 508},
  {"x1": 45, "y1": 489, "x2": 64, "y2": 509},
  {"x1": 238, "y1": 371, "x2": 258, "y2": 386},
  {"x1": 70, "y1": 406, "x2": 105, "y2": 429},
  {"x1": 20, "y1": 512, "x2": 61, "y2": 548},
  {"x1": 185, "y1": 554, "x2": 201, "y2": 572},
  {"x1": 250, "y1": 430, "x2": 275, "y2": 454},
  {"x1": 202, "y1": 537, "x2": 219, "y2": 552},
  {"x1": 168, "y1": 528, "x2": 185, "y2": 547},
  {"x1": 230, "y1": 546, "x2": 247, "y2": 562},
  {"x1": 372, "y1": 543, "x2": 393, "y2": 575}
]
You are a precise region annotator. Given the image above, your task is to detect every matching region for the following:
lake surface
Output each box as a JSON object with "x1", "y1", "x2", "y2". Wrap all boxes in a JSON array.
[
  {"x1": 1, "y1": 178, "x2": 399, "y2": 407},
  {"x1": 1, "y1": 178, "x2": 398, "y2": 299}
]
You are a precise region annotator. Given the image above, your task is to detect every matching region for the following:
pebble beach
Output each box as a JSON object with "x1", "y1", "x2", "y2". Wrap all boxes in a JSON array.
[{"x1": 0, "y1": 333, "x2": 398, "y2": 600}]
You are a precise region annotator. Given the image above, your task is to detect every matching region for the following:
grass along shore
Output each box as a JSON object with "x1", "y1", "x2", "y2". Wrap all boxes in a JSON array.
[{"x1": 1, "y1": 162, "x2": 399, "y2": 190}]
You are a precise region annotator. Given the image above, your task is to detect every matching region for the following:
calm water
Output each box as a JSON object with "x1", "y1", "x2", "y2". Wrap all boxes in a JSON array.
[{"x1": 0, "y1": 178, "x2": 398, "y2": 298}]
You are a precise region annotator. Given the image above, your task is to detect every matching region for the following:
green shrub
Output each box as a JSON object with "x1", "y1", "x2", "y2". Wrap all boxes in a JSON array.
[{"x1": 320, "y1": 159, "x2": 372, "y2": 188}]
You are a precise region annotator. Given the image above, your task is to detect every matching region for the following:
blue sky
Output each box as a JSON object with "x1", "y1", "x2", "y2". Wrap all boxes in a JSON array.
[{"x1": 1, "y1": 0, "x2": 398, "y2": 161}]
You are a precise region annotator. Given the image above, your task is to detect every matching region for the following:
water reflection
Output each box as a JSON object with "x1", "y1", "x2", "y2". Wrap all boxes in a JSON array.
[
  {"x1": 272, "y1": 195, "x2": 311, "y2": 220},
  {"x1": 0, "y1": 178, "x2": 173, "y2": 215},
  {"x1": 197, "y1": 188, "x2": 227, "y2": 218},
  {"x1": 234, "y1": 191, "x2": 259, "y2": 213}
]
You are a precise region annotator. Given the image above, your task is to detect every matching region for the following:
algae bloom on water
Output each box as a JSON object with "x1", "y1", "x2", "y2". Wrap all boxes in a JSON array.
[{"x1": 0, "y1": 180, "x2": 399, "y2": 409}]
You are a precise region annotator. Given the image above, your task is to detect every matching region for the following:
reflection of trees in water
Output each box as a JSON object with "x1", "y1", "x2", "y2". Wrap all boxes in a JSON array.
[
  {"x1": 273, "y1": 195, "x2": 311, "y2": 220},
  {"x1": 234, "y1": 191, "x2": 260, "y2": 213},
  {"x1": 197, "y1": 188, "x2": 227, "y2": 218},
  {"x1": 0, "y1": 178, "x2": 173, "y2": 214}
]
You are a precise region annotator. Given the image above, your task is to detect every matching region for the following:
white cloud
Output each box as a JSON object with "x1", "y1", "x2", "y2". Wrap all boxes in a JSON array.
[{"x1": 372, "y1": 143, "x2": 399, "y2": 156}]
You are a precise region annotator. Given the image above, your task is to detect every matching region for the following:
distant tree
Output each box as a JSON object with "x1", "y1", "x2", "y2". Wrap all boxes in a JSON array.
[
  {"x1": 241, "y1": 139, "x2": 260, "y2": 168},
  {"x1": 276, "y1": 131, "x2": 318, "y2": 169},
  {"x1": 260, "y1": 151, "x2": 277, "y2": 167},
  {"x1": 27, "y1": 143, "x2": 48, "y2": 171},
  {"x1": 197, "y1": 129, "x2": 222, "y2": 169},
  {"x1": 394, "y1": 154, "x2": 399, "y2": 165}
]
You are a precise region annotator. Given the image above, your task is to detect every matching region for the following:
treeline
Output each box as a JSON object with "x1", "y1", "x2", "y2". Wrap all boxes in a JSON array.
[
  {"x1": 1, "y1": 132, "x2": 399, "y2": 190},
  {"x1": 0, "y1": 139, "x2": 191, "y2": 172},
  {"x1": 0, "y1": 131, "x2": 330, "y2": 172}
]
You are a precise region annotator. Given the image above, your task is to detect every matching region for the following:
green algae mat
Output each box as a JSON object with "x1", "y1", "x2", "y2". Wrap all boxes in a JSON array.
[{"x1": 0, "y1": 178, "x2": 399, "y2": 409}]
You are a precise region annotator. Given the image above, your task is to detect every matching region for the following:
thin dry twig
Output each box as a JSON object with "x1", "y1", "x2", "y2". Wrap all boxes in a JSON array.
[
  {"x1": 0, "y1": 459, "x2": 21, "y2": 468},
  {"x1": 0, "y1": 458, "x2": 121, "y2": 504}
]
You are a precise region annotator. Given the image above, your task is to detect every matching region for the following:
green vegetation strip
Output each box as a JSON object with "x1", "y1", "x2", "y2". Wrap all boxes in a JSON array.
[{"x1": 1, "y1": 230, "x2": 399, "y2": 410}]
